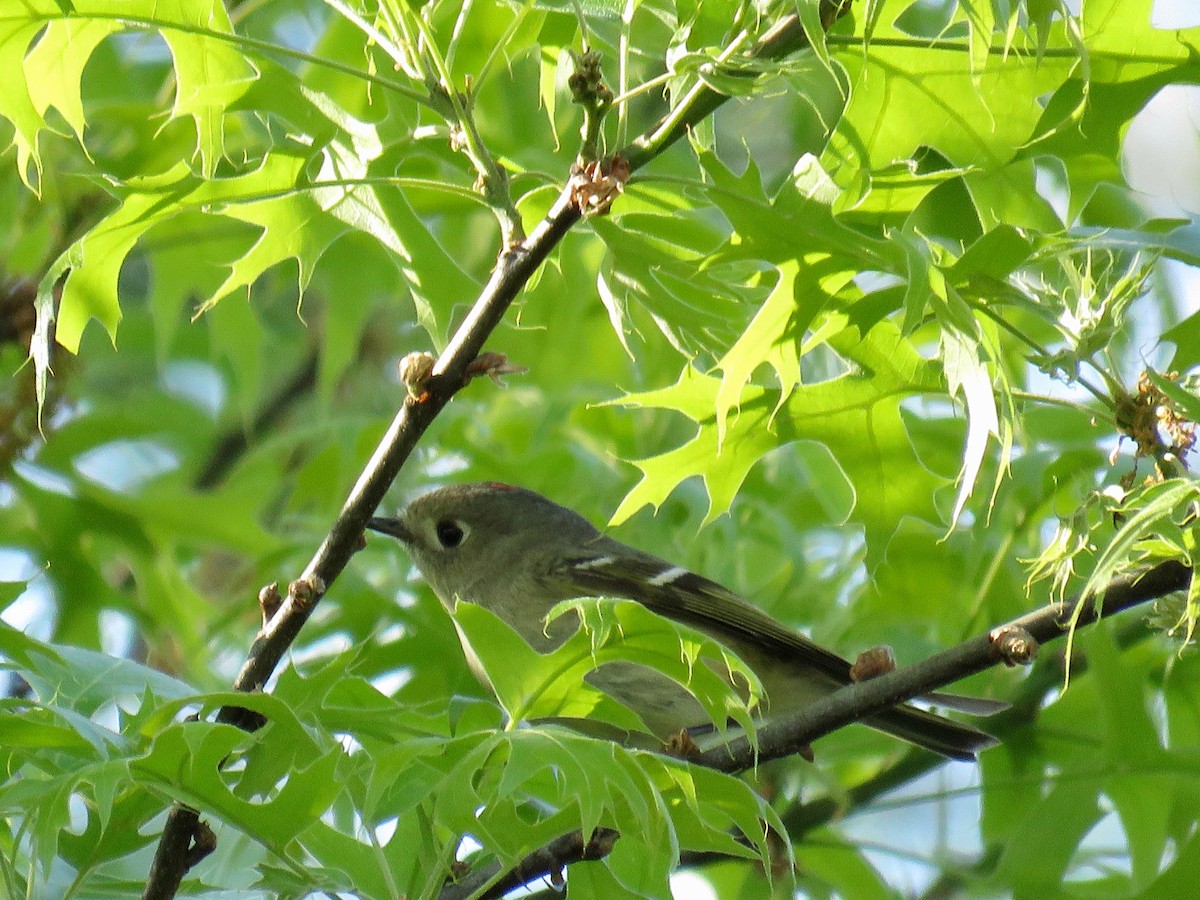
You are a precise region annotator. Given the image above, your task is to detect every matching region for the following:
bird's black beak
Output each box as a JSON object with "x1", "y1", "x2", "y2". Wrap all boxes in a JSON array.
[{"x1": 366, "y1": 516, "x2": 413, "y2": 543}]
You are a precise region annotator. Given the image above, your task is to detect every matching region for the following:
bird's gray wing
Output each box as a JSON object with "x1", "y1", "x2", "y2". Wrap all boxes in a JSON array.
[
  {"x1": 552, "y1": 544, "x2": 1010, "y2": 717},
  {"x1": 550, "y1": 546, "x2": 854, "y2": 684}
]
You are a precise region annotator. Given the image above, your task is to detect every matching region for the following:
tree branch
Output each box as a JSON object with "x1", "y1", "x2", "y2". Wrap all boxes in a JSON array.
[
  {"x1": 696, "y1": 559, "x2": 1191, "y2": 771},
  {"x1": 442, "y1": 560, "x2": 1192, "y2": 897},
  {"x1": 440, "y1": 829, "x2": 619, "y2": 900},
  {"x1": 142, "y1": 3, "x2": 853, "y2": 896},
  {"x1": 622, "y1": 1, "x2": 852, "y2": 168},
  {"x1": 142, "y1": 187, "x2": 581, "y2": 898},
  {"x1": 774, "y1": 614, "x2": 1155, "y2": 844}
]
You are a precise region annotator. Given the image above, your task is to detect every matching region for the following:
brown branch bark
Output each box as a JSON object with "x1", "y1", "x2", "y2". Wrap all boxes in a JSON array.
[
  {"x1": 442, "y1": 560, "x2": 1191, "y2": 898},
  {"x1": 779, "y1": 615, "x2": 1157, "y2": 840},
  {"x1": 142, "y1": 187, "x2": 582, "y2": 899},
  {"x1": 440, "y1": 828, "x2": 619, "y2": 900},
  {"x1": 697, "y1": 560, "x2": 1192, "y2": 771},
  {"x1": 141, "y1": 3, "x2": 853, "y2": 896}
]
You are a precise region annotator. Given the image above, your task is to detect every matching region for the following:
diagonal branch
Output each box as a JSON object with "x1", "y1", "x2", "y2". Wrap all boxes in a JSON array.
[
  {"x1": 143, "y1": 188, "x2": 580, "y2": 900},
  {"x1": 779, "y1": 614, "x2": 1157, "y2": 840},
  {"x1": 623, "y1": 2, "x2": 853, "y2": 169},
  {"x1": 141, "y1": 4, "x2": 853, "y2": 897},
  {"x1": 440, "y1": 559, "x2": 1191, "y2": 898},
  {"x1": 695, "y1": 559, "x2": 1191, "y2": 770}
]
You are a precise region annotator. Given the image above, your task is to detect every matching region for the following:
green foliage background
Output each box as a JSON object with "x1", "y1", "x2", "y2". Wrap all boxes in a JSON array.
[{"x1": 2, "y1": 0, "x2": 1200, "y2": 896}]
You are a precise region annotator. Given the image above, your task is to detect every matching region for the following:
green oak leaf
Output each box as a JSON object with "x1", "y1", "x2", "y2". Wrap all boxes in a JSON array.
[
  {"x1": 826, "y1": 9, "x2": 1075, "y2": 209},
  {"x1": 608, "y1": 320, "x2": 947, "y2": 566}
]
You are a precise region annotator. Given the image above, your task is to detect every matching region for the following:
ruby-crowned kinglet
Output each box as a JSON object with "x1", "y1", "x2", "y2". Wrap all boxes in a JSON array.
[{"x1": 367, "y1": 482, "x2": 1000, "y2": 759}]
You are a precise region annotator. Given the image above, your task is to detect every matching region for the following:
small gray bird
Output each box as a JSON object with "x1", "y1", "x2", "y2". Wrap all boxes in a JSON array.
[{"x1": 367, "y1": 481, "x2": 1000, "y2": 760}]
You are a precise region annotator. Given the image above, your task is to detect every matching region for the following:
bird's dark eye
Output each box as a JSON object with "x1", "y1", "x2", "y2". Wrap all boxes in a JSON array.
[{"x1": 435, "y1": 520, "x2": 466, "y2": 548}]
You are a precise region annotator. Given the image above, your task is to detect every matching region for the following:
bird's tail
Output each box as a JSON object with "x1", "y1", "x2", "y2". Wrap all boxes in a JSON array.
[{"x1": 866, "y1": 704, "x2": 999, "y2": 761}]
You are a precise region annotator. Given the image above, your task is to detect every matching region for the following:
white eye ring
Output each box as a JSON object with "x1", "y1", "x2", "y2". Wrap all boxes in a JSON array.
[{"x1": 434, "y1": 519, "x2": 469, "y2": 549}]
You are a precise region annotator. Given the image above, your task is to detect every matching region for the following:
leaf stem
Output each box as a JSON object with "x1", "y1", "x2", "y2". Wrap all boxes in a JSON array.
[
  {"x1": 366, "y1": 817, "x2": 401, "y2": 899},
  {"x1": 33, "y1": 7, "x2": 432, "y2": 108},
  {"x1": 404, "y1": 8, "x2": 525, "y2": 243},
  {"x1": 1008, "y1": 389, "x2": 1099, "y2": 413},
  {"x1": 472, "y1": 0, "x2": 536, "y2": 97},
  {"x1": 610, "y1": 70, "x2": 674, "y2": 108},
  {"x1": 824, "y1": 32, "x2": 1182, "y2": 69},
  {"x1": 970, "y1": 301, "x2": 1115, "y2": 409},
  {"x1": 615, "y1": 0, "x2": 636, "y2": 149}
]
